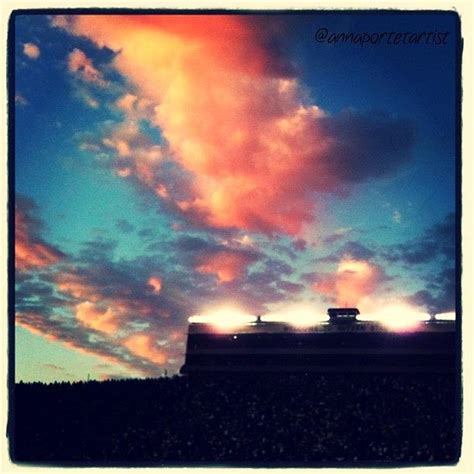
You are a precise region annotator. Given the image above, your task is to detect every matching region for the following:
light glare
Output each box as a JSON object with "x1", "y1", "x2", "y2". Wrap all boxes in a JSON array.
[
  {"x1": 262, "y1": 304, "x2": 328, "y2": 327},
  {"x1": 188, "y1": 307, "x2": 256, "y2": 329},
  {"x1": 435, "y1": 311, "x2": 456, "y2": 321},
  {"x1": 358, "y1": 304, "x2": 430, "y2": 332}
]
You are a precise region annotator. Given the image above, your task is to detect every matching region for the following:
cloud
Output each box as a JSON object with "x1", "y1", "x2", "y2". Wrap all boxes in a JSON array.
[
  {"x1": 23, "y1": 42, "x2": 40, "y2": 59},
  {"x1": 74, "y1": 88, "x2": 100, "y2": 108},
  {"x1": 174, "y1": 235, "x2": 210, "y2": 253},
  {"x1": 42, "y1": 363, "x2": 65, "y2": 372},
  {"x1": 195, "y1": 249, "x2": 258, "y2": 283},
  {"x1": 15, "y1": 201, "x2": 313, "y2": 376},
  {"x1": 382, "y1": 213, "x2": 454, "y2": 265},
  {"x1": 16, "y1": 243, "x2": 189, "y2": 376},
  {"x1": 322, "y1": 227, "x2": 353, "y2": 245},
  {"x1": 101, "y1": 121, "x2": 164, "y2": 185},
  {"x1": 115, "y1": 93, "x2": 155, "y2": 120},
  {"x1": 14, "y1": 199, "x2": 190, "y2": 376},
  {"x1": 317, "y1": 110, "x2": 415, "y2": 183},
  {"x1": 385, "y1": 213, "x2": 456, "y2": 314},
  {"x1": 68, "y1": 48, "x2": 107, "y2": 86},
  {"x1": 317, "y1": 240, "x2": 375, "y2": 263},
  {"x1": 293, "y1": 238, "x2": 307, "y2": 252},
  {"x1": 148, "y1": 276, "x2": 162, "y2": 294},
  {"x1": 15, "y1": 93, "x2": 28, "y2": 106},
  {"x1": 16, "y1": 311, "x2": 154, "y2": 377},
  {"x1": 75, "y1": 301, "x2": 121, "y2": 335},
  {"x1": 392, "y1": 210, "x2": 402, "y2": 224},
  {"x1": 312, "y1": 214, "x2": 456, "y2": 314},
  {"x1": 408, "y1": 267, "x2": 455, "y2": 314},
  {"x1": 313, "y1": 258, "x2": 388, "y2": 308},
  {"x1": 54, "y1": 15, "x2": 416, "y2": 236},
  {"x1": 123, "y1": 333, "x2": 167, "y2": 365},
  {"x1": 15, "y1": 195, "x2": 65, "y2": 271},
  {"x1": 115, "y1": 218, "x2": 135, "y2": 233}
]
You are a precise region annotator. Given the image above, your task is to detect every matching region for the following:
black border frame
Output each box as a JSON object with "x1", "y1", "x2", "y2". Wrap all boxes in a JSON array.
[{"x1": 6, "y1": 8, "x2": 464, "y2": 468}]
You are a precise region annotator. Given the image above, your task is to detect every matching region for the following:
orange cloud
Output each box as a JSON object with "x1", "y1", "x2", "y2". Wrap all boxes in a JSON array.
[
  {"x1": 56, "y1": 269, "x2": 157, "y2": 321},
  {"x1": 23, "y1": 42, "x2": 40, "y2": 59},
  {"x1": 53, "y1": 15, "x2": 334, "y2": 235},
  {"x1": 68, "y1": 48, "x2": 107, "y2": 85},
  {"x1": 148, "y1": 276, "x2": 162, "y2": 293},
  {"x1": 57, "y1": 15, "x2": 414, "y2": 236},
  {"x1": 15, "y1": 204, "x2": 64, "y2": 271},
  {"x1": 16, "y1": 319, "x2": 59, "y2": 342},
  {"x1": 16, "y1": 312, "x2": 156, "y2": 377},
  {"x1": 313, "y1": 258, "x2": 385, "y2": 308},
  {"x1": 195, "y1": 250, "x2": 257, "y2": 283},
  {"x1": 101, "y1": 121, "x2": 163, "y2": 185},
  {"x1": 123, "y1": 333, "x2": 166, "y2": 365},
  {"x1": 75, "y1": 301, "x2": 120, "y2": 334}
]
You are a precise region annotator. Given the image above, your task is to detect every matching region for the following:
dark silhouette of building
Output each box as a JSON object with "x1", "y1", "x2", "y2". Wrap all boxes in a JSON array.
[{"x1": 181, "y1": 308, "x2": 456, "y2": 374}]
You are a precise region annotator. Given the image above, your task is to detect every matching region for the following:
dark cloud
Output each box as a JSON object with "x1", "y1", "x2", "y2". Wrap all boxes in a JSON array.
[
  {"x1": 174, "y1": 235, "x2": 211, "y2": 253},
  {"x1": 293, "y1": 238, "x2": 307, "y2": 252},
  {"x1": 322, "y1": 228, "x2": 354, "y2": 245},
  {"x1": 270, "y1": 242, "x2": 297, "y2": 261},
  {"x1": 408, "y1": 267, "x2": 455, "y2": 314},
  {"x1": 316, "y1": 240, "x2": 375, "y2": 263},
  {"x1": 276, "y1": 280, "x2": 305, "y2": 294},
  {"x1": 379, "y1": 214, "x2": 456, "y2": 314},
  {"x1": 319, "y1": 110, "x2": 416, "y2": 184},
  {"x1": 138, "y1": 228, "x2": 154, "y2": 239},
  {"x1": 115, "y1": 218, "x2": 135, "y2": 233},
  {"x1": 381, "y1": 213, "x2": 455, "y2": 265},
  {"x1": 78, "y1": 237, "x2": 118, "y2": 262},
  {"x1": 340, "y1": 241, "x2": 375, "y2": 260},
  {"x1": 15, "y1": 194, "x2": 66, "y2": 271}
]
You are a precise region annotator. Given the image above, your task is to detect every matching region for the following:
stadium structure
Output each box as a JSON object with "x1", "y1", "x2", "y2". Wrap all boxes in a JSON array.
[{"x1": 180, "y1": 308, "x2": 456, "y2": 374}]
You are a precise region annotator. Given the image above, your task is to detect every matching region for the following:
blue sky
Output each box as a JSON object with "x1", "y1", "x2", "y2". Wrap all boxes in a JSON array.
[{"x1": 13, "y1": 12, "x2": 458, "y2": 381}]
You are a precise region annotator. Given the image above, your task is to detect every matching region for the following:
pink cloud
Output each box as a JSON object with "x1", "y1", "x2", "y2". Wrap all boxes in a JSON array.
[
  {"x1": 55, "y1": 269, "x2": 157, "y2": 320},
  {"x1": 148, "y1": 276, "x2": 162, "y2": 293},
  {"x1": 56, "y1": 15, "x2": 414, "y2": 236},
  {"x1": 23, "y1": 42, "x2": 40, "y2": 59},
  {"x1": 313, "y1": 258, "x2": 386, "y2": 308},
  {"x1": 68, "y1": 48, "x2": 107, "y2": 86},
  {"x1": 123, "y1": 333, "x2": 166, "y2": 365},
  {"x1": 101, "y1": 121, "x2": 163, "y2": 186},
  {"x1": 55, "y1": 271, "x2": 101, "y2": 301},
  {"x1": 16, "y1": 312, "x2": 153, "y2": 376},
  {"x1": 75, "y1": 301, "x2": 120, "y2": 335},
  {"x1": 15, "y1": 202, "x2": 64, "y2": 271},
  {"x1": 195, "y1": 249, "x2": 257, "y2": 283}
]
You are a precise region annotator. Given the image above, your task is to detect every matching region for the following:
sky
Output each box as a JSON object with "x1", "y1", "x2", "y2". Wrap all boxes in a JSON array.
[{"x1": 13, "y1": 11, "x2": 459, "y2": 382}]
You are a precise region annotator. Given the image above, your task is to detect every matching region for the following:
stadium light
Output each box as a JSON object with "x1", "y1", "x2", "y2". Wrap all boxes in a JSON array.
[
  {"x1": 435, "y1": 312, "x2": 456, "y2": 321},
  {"x1": 262, "y1": 304, "x2": 329, "y2": 327},
  {"x1": 357, "y1": 304, "x2": 430, "y2": 332},
  {"x1": 188, "y1": 307, "x2": 257, "y2": 329}
]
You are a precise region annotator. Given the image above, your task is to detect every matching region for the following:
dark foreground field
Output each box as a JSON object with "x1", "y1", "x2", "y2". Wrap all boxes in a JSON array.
[{"x1": 10, "y1": 373, "x2": 461, "y2": 466}]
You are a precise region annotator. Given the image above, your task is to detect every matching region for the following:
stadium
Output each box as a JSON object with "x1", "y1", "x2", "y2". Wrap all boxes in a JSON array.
[
  {"x1": 12, "y1": 307, "x2": 460, "y2": 465},
  {"x1": 181, "y1": 307, "x2": 457, "y2": 374}
]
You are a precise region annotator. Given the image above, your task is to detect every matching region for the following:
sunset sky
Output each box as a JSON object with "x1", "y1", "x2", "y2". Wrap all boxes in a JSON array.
[{"x1": 13, "y1": 12, "x2": 458, "y2": 382}]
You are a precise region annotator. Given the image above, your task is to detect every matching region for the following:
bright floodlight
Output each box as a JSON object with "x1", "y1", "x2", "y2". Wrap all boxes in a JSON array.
[
  {"x1": 435, "y1": 311, "x2": 456, "y2": 321},
  {"x1": 188, "y1": 307, "x2": 256, "y2": 329},
  {"x1": 358, "y1": 304, "x2": 430, "y2": 332},
  {"x1": 262, "y1": 304, "x2": 328, "y2": 327}
]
